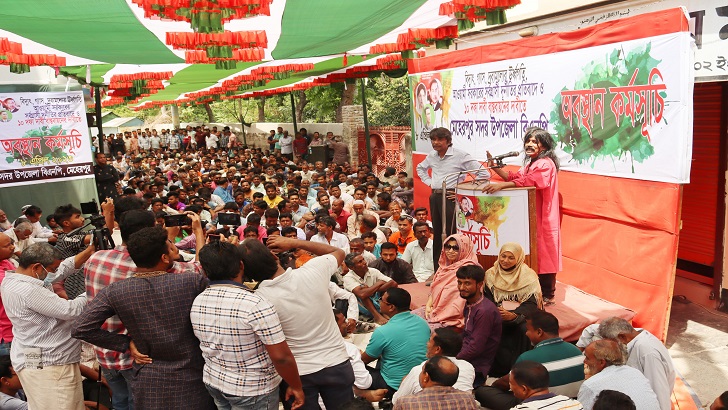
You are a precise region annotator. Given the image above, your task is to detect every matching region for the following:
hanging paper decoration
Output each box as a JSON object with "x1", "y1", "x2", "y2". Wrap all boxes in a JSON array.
[
  {"x1": 0, "y1": 37, "x2": 66, "y2": 74},
  {"x1": 103, "y1": 71, "x2": 174, "y2": 107},
  {"x1": 132, "y1": 0, "x2": 273, "y2": 32},
  {"x1": 166, "y1": 30, "x2": 267, "y2": 61},
  {"x1": 184, "y1": 48, "x2": 264, "y2": 69},
  {"x1": 439, "y1": 0, "x2": 521, "y2": 31},
  {"x1": 368, "y1": 26, "x2": 458, "y2": 57}
]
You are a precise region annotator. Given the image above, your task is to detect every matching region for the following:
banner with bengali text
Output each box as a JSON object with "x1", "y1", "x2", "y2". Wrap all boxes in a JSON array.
[
  {"x1": 409, "y1": 28, "x2": 693, "y2": 184},
  {"x1": 0, "y1": 91, "x2": 94, "y2": 187},
  {"x1": 456, "y1": 188, "x2": 530, "y2": 256}
]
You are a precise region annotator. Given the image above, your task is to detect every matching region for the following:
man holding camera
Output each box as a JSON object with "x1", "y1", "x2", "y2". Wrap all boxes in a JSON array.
[{"x1": 83, "y1": 197, "x2": 206, "y2": 410}]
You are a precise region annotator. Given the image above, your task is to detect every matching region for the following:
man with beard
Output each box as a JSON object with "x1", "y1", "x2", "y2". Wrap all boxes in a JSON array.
[
  {"x1": 454, "y1": 265, "x2": 501, "y2": 388},
  {"x1": 94, "y1": 152, "x2": 120, "y2": 202},
  {"x1": 346, "y1": 200, "x2": 378, "y2": 240},
  {"x1": 368, "y1": 242, "x2": 417, "y2": 285},
  {"x1": 577, "y1": 340, "x2": 659, "y2": 410}
]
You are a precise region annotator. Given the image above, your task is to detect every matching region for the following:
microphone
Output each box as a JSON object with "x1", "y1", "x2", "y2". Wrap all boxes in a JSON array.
[{"x1": 491, "y1": 151, "x2": 520, "y2": 161}]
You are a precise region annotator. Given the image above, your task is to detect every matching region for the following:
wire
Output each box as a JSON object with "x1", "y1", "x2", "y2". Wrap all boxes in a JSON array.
[{"x1": 672, "y1": 294, "x2": 728, "y2": 319}]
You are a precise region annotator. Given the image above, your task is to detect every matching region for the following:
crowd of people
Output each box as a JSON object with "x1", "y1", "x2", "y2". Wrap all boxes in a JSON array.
[{"x1": 0, "y1": 123, "x2": 724, "y2": 410}]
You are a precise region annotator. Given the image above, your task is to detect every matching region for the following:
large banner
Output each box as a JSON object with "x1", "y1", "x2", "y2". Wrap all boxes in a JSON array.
[
  {"x1": 410, "y1": 11, "x2": 693, "y2": 184},
  {"x1": 0, "y1": 92, "x2": 94, "y2": 187},
  {"x1": 455, "y1": 188, "x2": 530, "y2": 256}
]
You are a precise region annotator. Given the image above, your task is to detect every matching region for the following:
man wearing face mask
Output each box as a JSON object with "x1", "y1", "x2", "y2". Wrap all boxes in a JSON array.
[{"x1": 0, "y1": 243, "x2": 94, "y2": 410}]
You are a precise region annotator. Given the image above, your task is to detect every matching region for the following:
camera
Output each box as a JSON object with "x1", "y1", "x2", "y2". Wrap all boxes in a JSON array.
[
  {"x1": 79, "y1": 199, "x2": 114, "y2": 250},
  {"x1": 80, "y1": 200, "x2": 107, "y2": 229}
]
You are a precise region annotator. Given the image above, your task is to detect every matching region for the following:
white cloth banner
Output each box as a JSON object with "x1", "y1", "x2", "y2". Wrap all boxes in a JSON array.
[
  {"x1": 0, "y1": 91, "x2": 94, "y2": 187},
  {"x1": 410, "y1": 31, "x2": 694, "y2": 184}
]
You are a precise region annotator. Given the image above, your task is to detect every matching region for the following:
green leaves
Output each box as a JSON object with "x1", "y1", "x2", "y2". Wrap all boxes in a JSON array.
[{"x1": 550, "y1": 42, "x2": 662, "y2": 170}]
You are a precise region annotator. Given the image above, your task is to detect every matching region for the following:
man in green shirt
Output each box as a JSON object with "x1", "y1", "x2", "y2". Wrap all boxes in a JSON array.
[
  {"x1": 475, "y1": 310, "x2": 585, "y2": 410},
  {"x1": 361, "y1": 288, "x2": 430, "y2": 402}
]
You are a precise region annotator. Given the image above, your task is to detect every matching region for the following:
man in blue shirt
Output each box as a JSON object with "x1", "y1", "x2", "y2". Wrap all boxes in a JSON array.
[{"x1": 361, "y1": 288, "x2": 430, "y2": 402}]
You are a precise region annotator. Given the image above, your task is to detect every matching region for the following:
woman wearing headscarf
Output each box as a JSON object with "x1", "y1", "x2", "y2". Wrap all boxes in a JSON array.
[
  {"x1": 486, "y1": 242, "x2": 543, "y2": 376},
  {"x1": 414, "y1": 234, "x2": 480, "y2": 329}
]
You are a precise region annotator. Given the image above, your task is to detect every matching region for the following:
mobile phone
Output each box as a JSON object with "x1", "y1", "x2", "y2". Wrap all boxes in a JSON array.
[
  {"x1": 217, "y1": 212, "x2": 241, "y2": 226},
  {"x1": 164, "y1": 214, "x2": 192, "y2": 227},
  {"x1": 208, "y1": 234, "x2": 221, "y2": 242}
]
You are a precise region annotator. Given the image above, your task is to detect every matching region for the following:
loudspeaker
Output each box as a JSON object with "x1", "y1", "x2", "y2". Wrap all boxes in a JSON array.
[{"x1": 308, "y1": 145, "x2": 329, "y2": 164}]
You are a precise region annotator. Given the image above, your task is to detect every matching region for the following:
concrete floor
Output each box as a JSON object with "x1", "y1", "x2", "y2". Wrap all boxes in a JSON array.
[{"x1": 667, "y1": 278, "x2": 728, "y2": 407}]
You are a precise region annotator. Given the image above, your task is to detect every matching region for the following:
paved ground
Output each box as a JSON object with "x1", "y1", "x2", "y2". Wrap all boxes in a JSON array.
[{"x1": 667, "y1": 296, "x2": 728, "y2": 407}]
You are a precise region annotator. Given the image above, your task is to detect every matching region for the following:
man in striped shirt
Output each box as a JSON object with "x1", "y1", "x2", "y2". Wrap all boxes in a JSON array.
[
  {"x1": 509, "y1": 361, "x2": 583, "y2": 410},
  {"x1": 475, "y1": 310, "x2": 585, "y2": 410}
]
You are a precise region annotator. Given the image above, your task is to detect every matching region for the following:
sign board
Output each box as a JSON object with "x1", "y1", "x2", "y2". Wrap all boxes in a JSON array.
[
  {"x1": 410, "y1": 9, "x2": 694, "y2": 184},
  {"x1": 0, "y1": 92, "x2": 94, "y2": 187},
  {"x1": 456, "y1": 188, "x2": 531, "y2": 256}
]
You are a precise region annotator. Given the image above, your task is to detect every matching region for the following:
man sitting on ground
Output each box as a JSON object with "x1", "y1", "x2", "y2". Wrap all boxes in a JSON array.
[
  {"x1": 311, "y1": 216, "x2": 350, "y2": 253},
  {"x1": 342, "y1": 253, "x2": 397, "y2": 325},
  {"x1": 388, "y1": 215, "x2": 416, "y2": 254},
  {"x1": 598, "y1": 317, "x2": 675, "y2": 410},
  {"x1": 361, "y1": 288, "x2": 430, "y2": 403},
  {"x1": 394, "y1": 356, "x2": 479, "y2": 410},
  {"x1": 401, "y1": 221, "x2": 434, "y2": 283},
  {"x1": 368, "y1": 242, "x2": 417, "y2": 285},
  {"x1": 455, "y1": 265, "x2": 501, "y2": 387},
  {"x1": 476, "y1": 310, "x2": 584, "y2": 409},
  {"x1": 578, "y1": 340, "x2": 659, "y2": 410},
  {"x1": 393, "y1": 328, "x2": 475, "y2": 405},
  {"x1": 508, "y1": 361, "x2": 584, "y2": 410}
]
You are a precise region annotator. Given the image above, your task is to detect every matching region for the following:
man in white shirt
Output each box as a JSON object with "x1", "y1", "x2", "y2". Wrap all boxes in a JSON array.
[
  {"x1": 205, "y1": 133, "x2": 219, "y2": 150},
  {"x1": 401, "y1": 222, "x2": 435, "y2": 282},
  {"x1": 1, "y1": 243, "x2": 93, "y2": 410},
  {"x1": 240, "y1": 236, "x2": 355, "y2": 410},
  {"x1": 393, "y1": 327, "x2": 475, "y2": 405},
  {"x1": 342, "y1": 253, "x2": 396, "y2": 325},
  {"x1": 597, "y1": 317, "x2": 675, "y2": 410},
  {"x1": 279, "y1": 131, "x2": 294, "y2": 161},
  {"x1": 311, "y1": 216, "x2": 350, "y2": 254},
  {"x1": 578, "y1": 340, "x2": 659, "y2": 410},
  {"x1": 346, "y1": 200, "x2": 378, "y2": 240}
]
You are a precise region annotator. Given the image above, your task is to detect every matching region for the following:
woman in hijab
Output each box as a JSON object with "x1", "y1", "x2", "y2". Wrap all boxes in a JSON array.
[
  {"x1": 486, "y1": 242, "x2": 543, "y2": 376},
  {"x1": 415, "y1": 234, "x2": 480, "y2": 329}
]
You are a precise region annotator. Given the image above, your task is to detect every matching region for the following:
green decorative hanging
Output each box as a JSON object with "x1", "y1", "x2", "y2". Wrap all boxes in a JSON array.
[
  {"x1": 486, "y1": 9, "x2": 507, "y2": 25},
  {"x1": 457, "y1": 19, "x2": 475, "y2": 31},
  {"x1": 9, "y1": 63, "x2": 30, "y2": 74},
  {"x1": 435, "y1": 39, "x2": 452, "y2": 49},
  {"x1": 206, "y1": 45, "x2": 233, "y2": 58},
  {"x1": 401, "y1": 50, "x2": 415, "y2": 59},
  {"x1": 215, "y1": 60, "x2": 237, "y2": 70}
]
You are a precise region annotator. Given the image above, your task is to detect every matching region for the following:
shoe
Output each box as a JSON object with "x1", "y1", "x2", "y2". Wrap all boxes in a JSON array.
[
  {"x1": 379, "y1": 398, "x2": 393, "y2": 410},
  {"x1": 543, "y1": 297, "x2": 555, "y2": 306}
]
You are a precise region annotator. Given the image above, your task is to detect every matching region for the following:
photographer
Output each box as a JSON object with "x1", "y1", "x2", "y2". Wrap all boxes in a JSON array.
[{"x1": 82, "y1": 204, "x2": 206, "y2": 410}]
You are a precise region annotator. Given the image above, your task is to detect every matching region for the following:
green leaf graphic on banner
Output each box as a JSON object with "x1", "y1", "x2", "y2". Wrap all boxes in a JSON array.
[{"x1": 550, "y1": 42, "x2": 663, "y2": 171}]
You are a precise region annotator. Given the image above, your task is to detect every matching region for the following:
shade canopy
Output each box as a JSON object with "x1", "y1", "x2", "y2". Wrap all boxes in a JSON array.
[{"x1": 0, "y1": 0, "x2": 520, "y2": 107}]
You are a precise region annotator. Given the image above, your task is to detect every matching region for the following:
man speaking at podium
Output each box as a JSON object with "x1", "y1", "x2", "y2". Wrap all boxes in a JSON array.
[{"x1": 416, "y1": 127, "x2": 490, "y2": 269}]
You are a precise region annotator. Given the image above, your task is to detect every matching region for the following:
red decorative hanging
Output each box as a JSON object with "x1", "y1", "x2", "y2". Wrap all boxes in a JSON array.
[
  {"x1": 439, "y1": 0, "x2": 520, "y2": 28},
  {"x1": 165, "y1": 30, "x2": 267, "y2": 49},
  {"x1": 184, "y1": 48, "x2": 264, "y2": 63}
]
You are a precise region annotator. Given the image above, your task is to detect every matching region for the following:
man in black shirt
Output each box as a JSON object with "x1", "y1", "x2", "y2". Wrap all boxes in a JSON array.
[{"x1": 94, "y1": 152, "x2": 119, "y2": 202}]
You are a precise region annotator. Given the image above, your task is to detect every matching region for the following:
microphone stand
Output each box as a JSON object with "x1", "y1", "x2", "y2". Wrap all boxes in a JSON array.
[{"x1": 440, "y1": 160, "x2": 505, "y2": 241}]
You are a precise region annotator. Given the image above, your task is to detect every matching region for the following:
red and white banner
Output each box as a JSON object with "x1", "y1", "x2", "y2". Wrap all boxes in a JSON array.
[
  {"x1": 409, "y1": 8, "x2": 693, "y2": 184},
  {"x1": 0, "y1": 92, "x2": 94, "y2": 187}
]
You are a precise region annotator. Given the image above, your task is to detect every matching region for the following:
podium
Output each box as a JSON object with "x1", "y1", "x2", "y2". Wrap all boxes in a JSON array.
[
  {"x1": 453, "y1": 182, "x2": 538, "y2": 272},
  {"x1": 307, "y1": 145, "x2": 329, "y2": 164}
]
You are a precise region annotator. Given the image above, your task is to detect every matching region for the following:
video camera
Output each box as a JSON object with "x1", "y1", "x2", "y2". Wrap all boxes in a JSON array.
[{"x1": 79, "y1": 199, "x2": 115, "y2": 250}]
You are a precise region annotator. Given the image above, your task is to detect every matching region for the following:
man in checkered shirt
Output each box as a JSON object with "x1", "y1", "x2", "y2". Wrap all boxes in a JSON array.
[
  {"x1": 82, "y1": 197, "x2": 206, "y2": 410},
  {"x1": 191, "y1": 241, "x2": 305, "y2": 409}
]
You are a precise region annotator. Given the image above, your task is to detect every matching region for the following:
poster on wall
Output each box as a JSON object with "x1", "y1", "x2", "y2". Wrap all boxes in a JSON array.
[
  {"x1": 0, "y1": 91, "x2": 94, "y2": 187},
  {"x1": 456, "y1": 188, "x2": 530, "y2": 256},
  {"x1": 409, "y1": 14, "x2": 693, "y2": 184}
]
